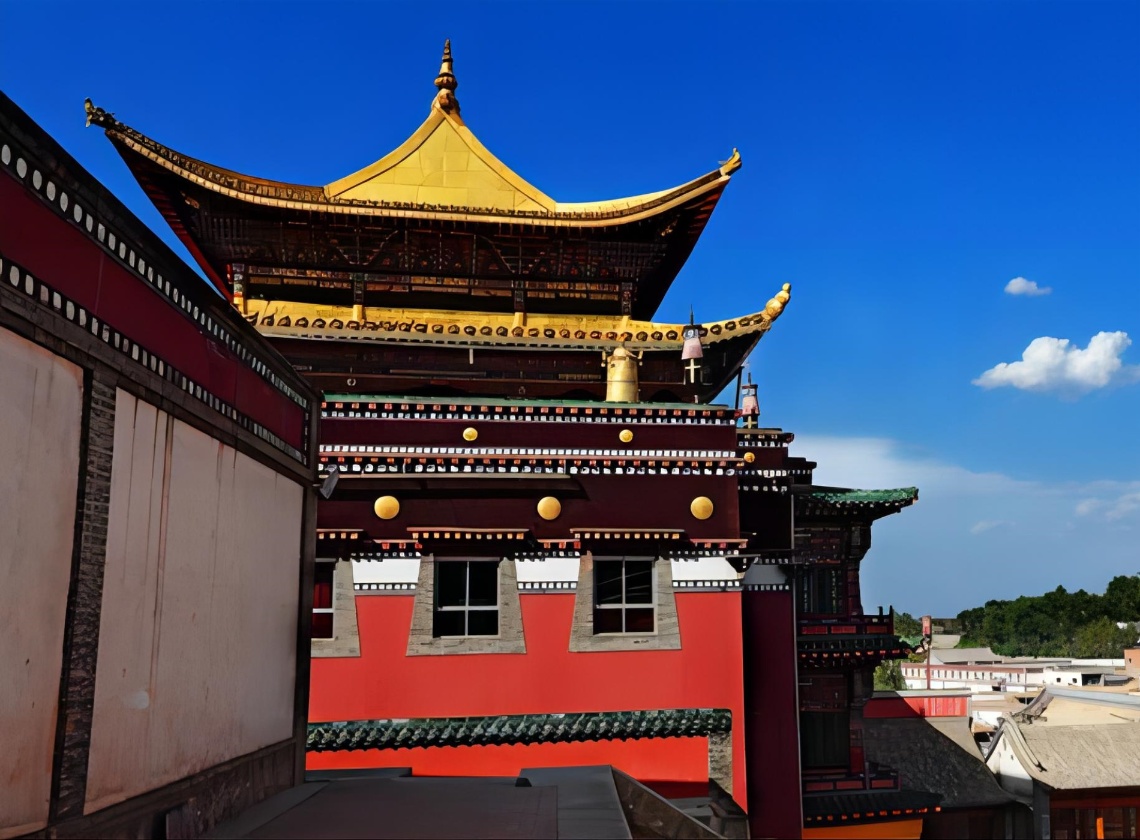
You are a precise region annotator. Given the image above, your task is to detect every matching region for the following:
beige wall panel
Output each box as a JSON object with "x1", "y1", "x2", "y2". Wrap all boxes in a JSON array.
[
  {"x1": 87, "y1": 407, "x2": 303, "y2": 813},
  {"x1": 0, "y1": 330, "x2": 83, "y2": 839}
]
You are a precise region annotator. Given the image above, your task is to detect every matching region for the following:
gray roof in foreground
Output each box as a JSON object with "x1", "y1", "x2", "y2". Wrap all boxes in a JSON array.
[{"x1": 864, "y1": 716, "x2": 1013, "y2": 809}]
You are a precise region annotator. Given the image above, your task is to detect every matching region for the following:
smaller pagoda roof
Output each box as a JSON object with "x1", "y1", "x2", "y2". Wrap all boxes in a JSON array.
[
  {"x1": 240, "y1": 281, "x2": 791, "y2": 355},
  {"x1": 806, "y1": 487, "x2": 919, "y2": 505},
  {"x1": 794, "y1": 486, "x2": 919, "y2": 521}
]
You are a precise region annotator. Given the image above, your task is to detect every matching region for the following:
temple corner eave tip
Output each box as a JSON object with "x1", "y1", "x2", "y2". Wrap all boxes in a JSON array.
[{"x1": 720, "y1": 148, "x2": 742, "y2": 175}]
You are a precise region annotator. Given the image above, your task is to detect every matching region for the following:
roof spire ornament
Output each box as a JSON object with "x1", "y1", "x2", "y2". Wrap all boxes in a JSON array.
[{"x1": 433, "y1": 39, "x2": 460, "y2": 117}]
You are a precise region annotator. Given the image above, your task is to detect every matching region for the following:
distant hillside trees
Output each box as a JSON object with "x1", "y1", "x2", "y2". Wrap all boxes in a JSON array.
[{"x1": 955, "y1": 575, "x2": 1140, "y2": 658}]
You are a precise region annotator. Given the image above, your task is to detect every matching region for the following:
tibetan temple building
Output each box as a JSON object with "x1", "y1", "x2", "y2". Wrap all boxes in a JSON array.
[{"x1": 84, "y1": 43, "x2": 937, "y2": 839}]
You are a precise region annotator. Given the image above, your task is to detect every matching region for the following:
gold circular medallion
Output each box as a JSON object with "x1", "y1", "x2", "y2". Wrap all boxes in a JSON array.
[
  {"x1": 690, "y1": 496, "x2": 714, "y2": 520},
  {"x1": 619, "y1": 429, "x2": 634, "y2": 443},
  {"x1": 462, "y1": 427, "x2": 478, "y2": 442},
  {"x1": 374, "y1": 495, "x2": 400, "y2": 520},
  {"x1": 743, "y1": 451, "x2": 756, "y2": 463},
  {"x1": 536, "y1": 496, "x2": 562, "y2": 521}
]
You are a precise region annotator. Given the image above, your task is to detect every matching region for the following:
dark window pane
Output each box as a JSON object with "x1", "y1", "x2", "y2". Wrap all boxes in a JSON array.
[
  {"x1": 467, "y1": 609, "x2": 499, "y2": 637},
  {"x1": 436, "y1": 561, "x2": 468, "y2": 607},
  {"x1": 624, "y1": 561, "x2": 654, "y2": 604},
  {"x1": 595, "y1": 561, "x2": 624, "y2": 605},
  {"x1": 468, "y1": 562, "x2": 499, "y2": 607},
  {"x1": 433, "y1": 609, "x2": 465, "y2": 638},
  {"x1": 313, "y1": 563, "x2": 334, "y2": 609},
  {"x1": 594, "y1": 607, "x2": 623, "y2": 634},
  {"x1": 311, "y1": 611, "x2": 333, "y2": 639},
  {"x1": 799, "y1": 711, "x2": 850, "y2": 769},
  {"x1": 625, "y1": 608, "x2": 655, "y2": 633}
]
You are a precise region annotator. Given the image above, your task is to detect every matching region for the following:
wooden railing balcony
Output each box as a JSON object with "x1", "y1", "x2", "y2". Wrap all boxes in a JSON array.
[
  {"x1": 802, "y1": 765, "x2": 900, "y2": 795},
  {"x1": 798, "y1": 613, "x2": 895, "y2": 637}
]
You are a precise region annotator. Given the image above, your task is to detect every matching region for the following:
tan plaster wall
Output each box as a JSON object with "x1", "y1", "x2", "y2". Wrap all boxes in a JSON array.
[
  {"x1": 0, "y1": 330, "x2": 84, "y2": 839},
  {"x1": 85, "y1": 391, "x2": 303, "y2": 814}
]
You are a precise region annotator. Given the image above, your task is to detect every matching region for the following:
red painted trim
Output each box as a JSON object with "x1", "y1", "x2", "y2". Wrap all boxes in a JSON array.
[{"x1": 0, "y1": 175, "x2": 304, "y2": 450}]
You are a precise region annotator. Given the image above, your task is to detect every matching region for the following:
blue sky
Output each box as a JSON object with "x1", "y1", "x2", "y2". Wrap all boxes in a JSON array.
[{"x1": 4, "y1": 1, "x2": 1138, "y2": 616}]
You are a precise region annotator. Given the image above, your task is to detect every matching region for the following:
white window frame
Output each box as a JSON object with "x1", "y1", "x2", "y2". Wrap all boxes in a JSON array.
[
  {"x1": 433, "y1": 557, "x2": 501, "y2": 638},
  {"x1": 312, "y1": 557, "x2": 337, "y2": 639},
  {"x1": 593, "y1": 556, "x2": 657, "y2": 635}
]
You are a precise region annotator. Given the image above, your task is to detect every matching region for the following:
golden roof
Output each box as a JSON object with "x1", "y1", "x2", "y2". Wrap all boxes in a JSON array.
[
  {"x1": 239, "y1": 283, "x2": 792, "y2": 349},
  {"x1": 84, "y1": 41, "x2": 741, "y2": 225}
]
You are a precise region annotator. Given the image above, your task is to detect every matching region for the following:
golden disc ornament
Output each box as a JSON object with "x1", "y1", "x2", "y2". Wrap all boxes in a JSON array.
[
  {"x1": 690, "y1": 496, "x2": 714, "y2": 520},
  {"x1": 462, "y1": 427, "x2": 478, "y2": 442},
  {"x1": 537, "y1": 496, "x2": 562, "y2": 521},
  {"x1": 619, "y1": 429, "x2": 634, "y2": 443},
  {"x1": 374, "y1": 495, "x2": 400, "y2": 520},
  {"x1": 743, "y1": 451, "x2": 756, "y2": 463}
]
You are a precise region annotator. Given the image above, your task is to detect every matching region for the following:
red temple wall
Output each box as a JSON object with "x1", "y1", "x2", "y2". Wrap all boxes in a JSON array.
[{"x1": 308, "y1": 591, "x2": 747, "y2": 807}]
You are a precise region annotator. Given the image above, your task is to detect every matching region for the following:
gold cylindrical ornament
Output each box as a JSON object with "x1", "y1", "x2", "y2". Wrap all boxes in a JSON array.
[
  {"x1": 462, "y1": 427, "x2": 478, "y2": 442},
  {"x1": 619, "y1": 429, "x2": 634, "y2": 443},
  {"x1": 537, "y1": 496, "x2": 562, "y2": 521},
  {"x1": 605, "y1": 347, "x2": 639, "y2": 402},
  {"x1": 374, "y1": 495, "x2": 400, "y2": 520},
  {"x1": 690, "y1": 496, "x2": 714, "y2": 520}
]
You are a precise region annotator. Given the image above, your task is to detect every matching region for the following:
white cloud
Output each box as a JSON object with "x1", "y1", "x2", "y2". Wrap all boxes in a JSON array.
[
  {"x1": 970, "y1": 519, "x2": 1011, "y2": 535},
  {"x1": 1075, "y1": 498, "x2": 1102, "y2": 516},
  {"x1": 1005, "y1": 276, "x2": 1052, "y2": 296},
  {"x1": 973, "y1": 331, "x2": 1140, "y2": 396},
  {"x1": 791, "y1": 435, "x2": 1140, "y2": 615}
]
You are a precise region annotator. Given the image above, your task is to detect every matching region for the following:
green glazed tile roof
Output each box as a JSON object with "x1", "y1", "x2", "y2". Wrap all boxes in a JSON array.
[
  {"x1": 807, "y1": 487, "x2": 919, "y2": 505},
  {"x1": 308, "y1": 708, "x2": 732, "y2": 752}
]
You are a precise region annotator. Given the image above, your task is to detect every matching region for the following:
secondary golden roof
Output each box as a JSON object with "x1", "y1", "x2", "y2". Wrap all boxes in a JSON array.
[
  {"x1": 84, "y1": 40, "x2": 741, "y2": 225},
  {"x1": 239, "y1": 283, "x2": 792, "y2": 350}
]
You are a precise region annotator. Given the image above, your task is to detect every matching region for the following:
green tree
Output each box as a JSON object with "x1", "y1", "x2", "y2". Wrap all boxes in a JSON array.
[
  {"x1": 874, "y1": 660, "x2": 907, "y2": 691},
  {"x1": 893, "y1": 611, "x2": 922, "y2": 637},
  {"x1": 1071, "y1": 618, "x2": 1137, "y2": 659}
]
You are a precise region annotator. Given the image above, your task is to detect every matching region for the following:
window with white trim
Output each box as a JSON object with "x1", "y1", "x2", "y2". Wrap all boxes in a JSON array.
[
  {"x1": 433, "y1": 559, "x2": 500, "y2": 637},
  {"x1": 593, "y1": 558, "x2": 655, "y2": 634},
  {"x1": 312, "y1": 559, "x2": 336, "y2": 639}
]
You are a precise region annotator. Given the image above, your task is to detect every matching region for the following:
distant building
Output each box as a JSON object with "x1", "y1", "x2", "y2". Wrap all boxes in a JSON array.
[
  {"x1": 901, "y1": 650, "x2": 1134, "y2": 695},
  {"x1": 984, "y1": 689, "x2": 1140, "y2": 839}
]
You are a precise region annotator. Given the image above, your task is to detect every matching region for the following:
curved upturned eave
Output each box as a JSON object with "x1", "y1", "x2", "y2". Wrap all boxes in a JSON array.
[
  {"x1": 239, "y1": 281, "x2": 789, "y2": 353},
  {"x1": 99, "y1": 119, "x2": 739, "y2": 228}
]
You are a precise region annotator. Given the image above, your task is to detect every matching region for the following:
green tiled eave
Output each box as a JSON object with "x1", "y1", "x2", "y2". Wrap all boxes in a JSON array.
[
  {"x1": 806, "y1": 487, "x2": 919, "y2": 505},
  {"x1": 308, "y1": 708, "x2": 732, "y2": 753}
]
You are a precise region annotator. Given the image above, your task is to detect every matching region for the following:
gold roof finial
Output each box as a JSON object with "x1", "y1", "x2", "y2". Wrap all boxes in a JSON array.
[{"x1": 433, "y1": 39, "x2": 460, "y2": 117}]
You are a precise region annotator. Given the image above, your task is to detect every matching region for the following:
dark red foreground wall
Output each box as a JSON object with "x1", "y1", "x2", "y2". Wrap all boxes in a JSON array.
[{"x1": 743, "y1": 590, "x2": 802, "y2": 839}]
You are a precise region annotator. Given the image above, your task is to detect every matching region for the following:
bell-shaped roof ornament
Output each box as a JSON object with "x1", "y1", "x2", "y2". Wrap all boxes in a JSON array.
[{"x1": 681, "y1": 306, "x2": 703, "y2": 360}]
